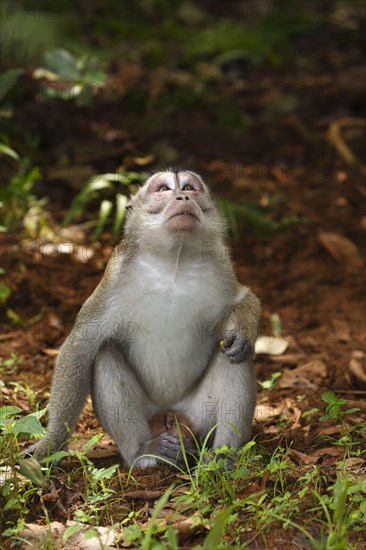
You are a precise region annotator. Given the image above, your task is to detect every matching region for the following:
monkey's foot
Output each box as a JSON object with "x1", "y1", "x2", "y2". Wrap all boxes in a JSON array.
[
  {"x1": 221, "y1": 329, "x2": 254, "y2": 363},
  {"x1": 135, "y1": 433, "x2": 197, "y2": 469},
  {"x1": 22, "y1": 436, "x2": 66, "y2": 463}
]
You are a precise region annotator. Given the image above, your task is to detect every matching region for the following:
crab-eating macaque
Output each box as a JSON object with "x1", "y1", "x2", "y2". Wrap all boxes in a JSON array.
[{"x1": 26, "y1": 170, "x2": 260, "y2": 468}]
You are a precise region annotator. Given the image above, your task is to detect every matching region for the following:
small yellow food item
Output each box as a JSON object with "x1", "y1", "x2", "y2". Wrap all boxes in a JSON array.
[{"x1": 219, "y1": 340, "x2": 225, "y2": 348}]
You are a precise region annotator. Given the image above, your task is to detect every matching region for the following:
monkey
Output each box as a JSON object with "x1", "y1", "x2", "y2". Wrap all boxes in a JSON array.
[{"x1": 26, "y1": 170, "x2": 261, "y2": 469}]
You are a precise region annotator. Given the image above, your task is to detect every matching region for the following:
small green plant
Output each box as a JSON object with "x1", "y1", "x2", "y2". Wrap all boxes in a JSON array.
[
  {"x1": 0, "y1": 405, "x2": 46, "y2": 537},
  {"x1": 0, "y1": 142, "x2": 41, "y2": 233},
  {"x1": 320, "y1": 391, "x2": 362, "y2": 455},
  {"x1": 310, "y1": 473, "x2": 366, "y2": 550},
  {"x1": 34, "y1": 48, "x2": 106, "y2": 106},
  {"x1": 64, "y1": 172, "x2": 144, "y2": 240},
  {"x1": 258, "y1": 371, "x2": 282, "y2": 390},
  {"x1": 320, "y1": 391, "x2": 359, "y2": 423},
  {"x1": 0, "y1": 353, "x2": 20, "y2": 375},
  {"x1": 0, "y1": 68, "x2": 24, "y2": 118},
  {"x1": 0, "y1": 281, "x2": 11, "y2": 305},
  {"x1": 216, "y1": 197, "x2": 304, "y2": 239}
]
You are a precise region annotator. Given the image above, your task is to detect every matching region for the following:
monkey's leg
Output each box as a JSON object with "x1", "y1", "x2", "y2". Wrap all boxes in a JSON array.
[
  {"x1": 91, "y1": 346, "x2": 195, "y2": 468},
  {"x1": 179, "y1": 349, "x2": 256, "y2": 451}
]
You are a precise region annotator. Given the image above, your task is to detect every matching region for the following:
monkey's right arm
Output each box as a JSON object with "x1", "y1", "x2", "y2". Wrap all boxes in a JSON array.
[
  {"x1": 220, "y1": 286, "x2": 261, "y2": 364},
  {"x1": 26, "y1": 264, "x2": 119, "y2": 459}
]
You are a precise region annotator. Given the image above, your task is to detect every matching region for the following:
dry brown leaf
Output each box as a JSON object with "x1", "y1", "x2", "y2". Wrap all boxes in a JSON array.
[
  {"x1": 236, "y1": 480, "x2": 262, "y2": 498},
  {"x1": 310, "y1": 447, "x2": 345, "y2": 458},
  {"x1": 314, "y1": 424, "x2": 342, "y2": 436},
  {"x1": 254, "y1": 404, "x2": 283, "y2": 422},
  {"x1": 18, "y1": 521, "x2": 114, "y2": 549},
  {"x1": 124, "y1": 490, "x2": 163, "y2": 501},
  {"x1": 41, "y1": 348, "x2": 59, "y2": 357},
  {"x1": 131, "y1": 154, "x2": 155, "y2": 166},
  {"x1": 86, "y1": 437, "x2": 119, "y2": 459},
  {"x1": 341, "y1": 458, "x2": 366, "y2": 478},
  {"x1": 289, "y1": 449, "x2": 318, "y2": 465},
  {"x1": 74, "y1": 245, "x2": 96, "y2": 264},
  {"x1": 47, "y1": 312, "x2": 63, "y2": 331},
  {"x1": 41, "y1": 477, "x2": 83, "y2": 521},
  {"x1": 266, "y1": 354, "x2": 303, "y2": 365},
  {"x1": 255, "y1": 399, "x2": 301, "y2": 428},
  {"x1": 348, "y1": 350, "x2": 366, "y2": 389},
  {"x1": 255, "y1": 336, "x2": 289, "y2": 355},
  {"x1": 282, "y1": 398, "x2": 302, "y2": 428},
  {"x1": 278, "y1": 360, "x2": 327, "y2": 389},
  {"x1": 318, "y1": 232, "x2": 364, "y2": 269},
  {"x1": 172, "y1": 512, "x2": 206, "y2": 541},
  {"x1": 40, "y1": 242, "x2": 74, "y2": 256}
]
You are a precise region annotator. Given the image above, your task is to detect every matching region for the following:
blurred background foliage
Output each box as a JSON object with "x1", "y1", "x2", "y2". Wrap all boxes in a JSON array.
[{"x1": 0, "y1": 0, "x2": 364, "y2": 239}]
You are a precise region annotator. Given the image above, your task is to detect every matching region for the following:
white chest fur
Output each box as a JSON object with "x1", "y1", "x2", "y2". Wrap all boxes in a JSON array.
[{"x1": 118, "y1": 252, "x2": 235, "y2": 405}]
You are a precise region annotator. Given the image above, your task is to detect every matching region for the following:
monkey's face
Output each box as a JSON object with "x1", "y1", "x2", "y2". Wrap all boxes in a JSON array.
[
  {"x1": 143, "y1": 171, "x2": 213, "y2": 232},
  {"x1": 125, "y1": 170, "x2": 224, "y2": 250}
]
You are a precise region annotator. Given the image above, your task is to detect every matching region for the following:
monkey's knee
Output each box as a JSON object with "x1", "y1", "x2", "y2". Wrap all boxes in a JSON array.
[{"x1": 192, "y1": 354, "x2": 256, "y2": 449}]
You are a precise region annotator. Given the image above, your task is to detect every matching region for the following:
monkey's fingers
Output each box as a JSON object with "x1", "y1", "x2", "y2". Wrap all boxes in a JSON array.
[
  {"x1": 156, "y1": 433, "x2": 197, "y2": 468},
  {"x1": 221, "y1": 330, "x2": 254, "y2": 364}
]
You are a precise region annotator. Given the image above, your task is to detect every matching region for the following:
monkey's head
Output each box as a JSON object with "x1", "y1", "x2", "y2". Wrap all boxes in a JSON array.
[{"x1": 124, "y1": 170, "x2": 225, "y2": 251}]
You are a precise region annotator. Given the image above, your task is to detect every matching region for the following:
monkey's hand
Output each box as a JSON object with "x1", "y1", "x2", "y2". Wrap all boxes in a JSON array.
[
  {"x1": 136, "y1": 433, "x2": 197, "y2": 469},
  {"x1": 220, "y1": 329, "x2": 253, "y2": 363},
  {"x1": 221, "y1": 287, "x2": 261, "y2": 363}
]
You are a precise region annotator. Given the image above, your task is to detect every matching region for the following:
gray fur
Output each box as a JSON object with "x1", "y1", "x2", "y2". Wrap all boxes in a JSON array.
[{"x1": 27, "y1": 170, "x2": 260, "y2": 467}]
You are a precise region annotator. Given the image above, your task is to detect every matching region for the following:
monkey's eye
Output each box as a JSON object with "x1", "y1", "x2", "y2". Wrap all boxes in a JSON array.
[
  {"x1": 158, "y1": 185, "x2": 170, "y2": 192},
  {"x1": 182, "y1": 184, "x2": 193, "y2": 191}
]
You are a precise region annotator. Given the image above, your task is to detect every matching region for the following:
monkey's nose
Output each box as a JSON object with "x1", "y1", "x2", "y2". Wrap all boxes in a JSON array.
[{"x1": 176, "y1": 195, "x2": 190, "y2": 200}]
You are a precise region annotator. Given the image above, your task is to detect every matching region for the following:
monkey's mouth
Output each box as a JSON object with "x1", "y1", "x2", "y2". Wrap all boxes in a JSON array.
[{"x1": 168, "y1": 211, "x2": 198, "y2": 221}]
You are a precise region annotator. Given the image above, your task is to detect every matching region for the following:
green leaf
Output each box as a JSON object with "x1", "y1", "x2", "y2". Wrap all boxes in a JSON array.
[
  {"x1": 92, "y1": 464, "x2": 119, "y2": 481},
  {"x1": 0, "y1": 282, "x2": 11, "y2": 304},
  {"x1": 142, "y1": 486, "x2": 175, "y2": 550},
  {"x1": 0, "y1": 406, "x2": 22, "y2": 425},
  {"x1": 45, "y1": 48, "x2": 80, "y2": 80},
  {"x1": 203, "y1": 505, "x2": 234, "y2": 548},
  {"x1": 94, "y1": 199, "x2": 113, "y2": 239},
  {"x1": 84, "y1": 529, "x2": 98, "y2": 539},
  {"x1": 0, "y1": 69, "x2": 24, "y2": 103},
  {"x1": 10, "y1": 415, "x2": 44, "y2": 435},
  {"x1": 322, "y1": 391, "x2": 337, "y2": 404},
  {"x1": 28, "y1": 407, "x2": 48, "y2": 421},
  {"x1": 0, "y1": 143, "x2": 19, "y2": 160},
  {"x1": 344, "y1": 408, "x2": 360, "y2": 414},
  {"x1": 63, "y1": 175, "x2": 113, "y2": 225},
  {"x1": 3, "y1": 498, "x2": 19, "y2": 511},
  {"x1": 113, "y1": 193, "x2": 128, "y2": 237},
  {"x1": 18, "y1": 457, "x2": 44, "y2": 486},
  {"x1": 82, "y1": 433, "x2": 104, "y2": 452},
  {"x1": 85, "y1": 174, "x2": 114, "y2": 192},
  {"x1": 63, "y1": 523, "x2": 84, "y2": 540},
  {"x1": 42, "y1": 450, "x2": 69, "y2": 463},
  {"x1": 83, "y1": 70, "x2": 106, "y2": 86},
  {"x1": 6, "y1": 308, "x2": 43, "y2": 328}
]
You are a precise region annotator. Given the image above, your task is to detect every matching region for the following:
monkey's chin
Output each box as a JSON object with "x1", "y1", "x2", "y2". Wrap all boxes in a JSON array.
[{"x1": 166, "y1": 214, "x2": 198, "y2": 231}]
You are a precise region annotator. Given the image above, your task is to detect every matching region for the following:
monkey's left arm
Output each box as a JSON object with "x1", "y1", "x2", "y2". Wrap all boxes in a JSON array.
[{"x1": 220, "y1": 286, "x2": 261, "y2": 363}]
